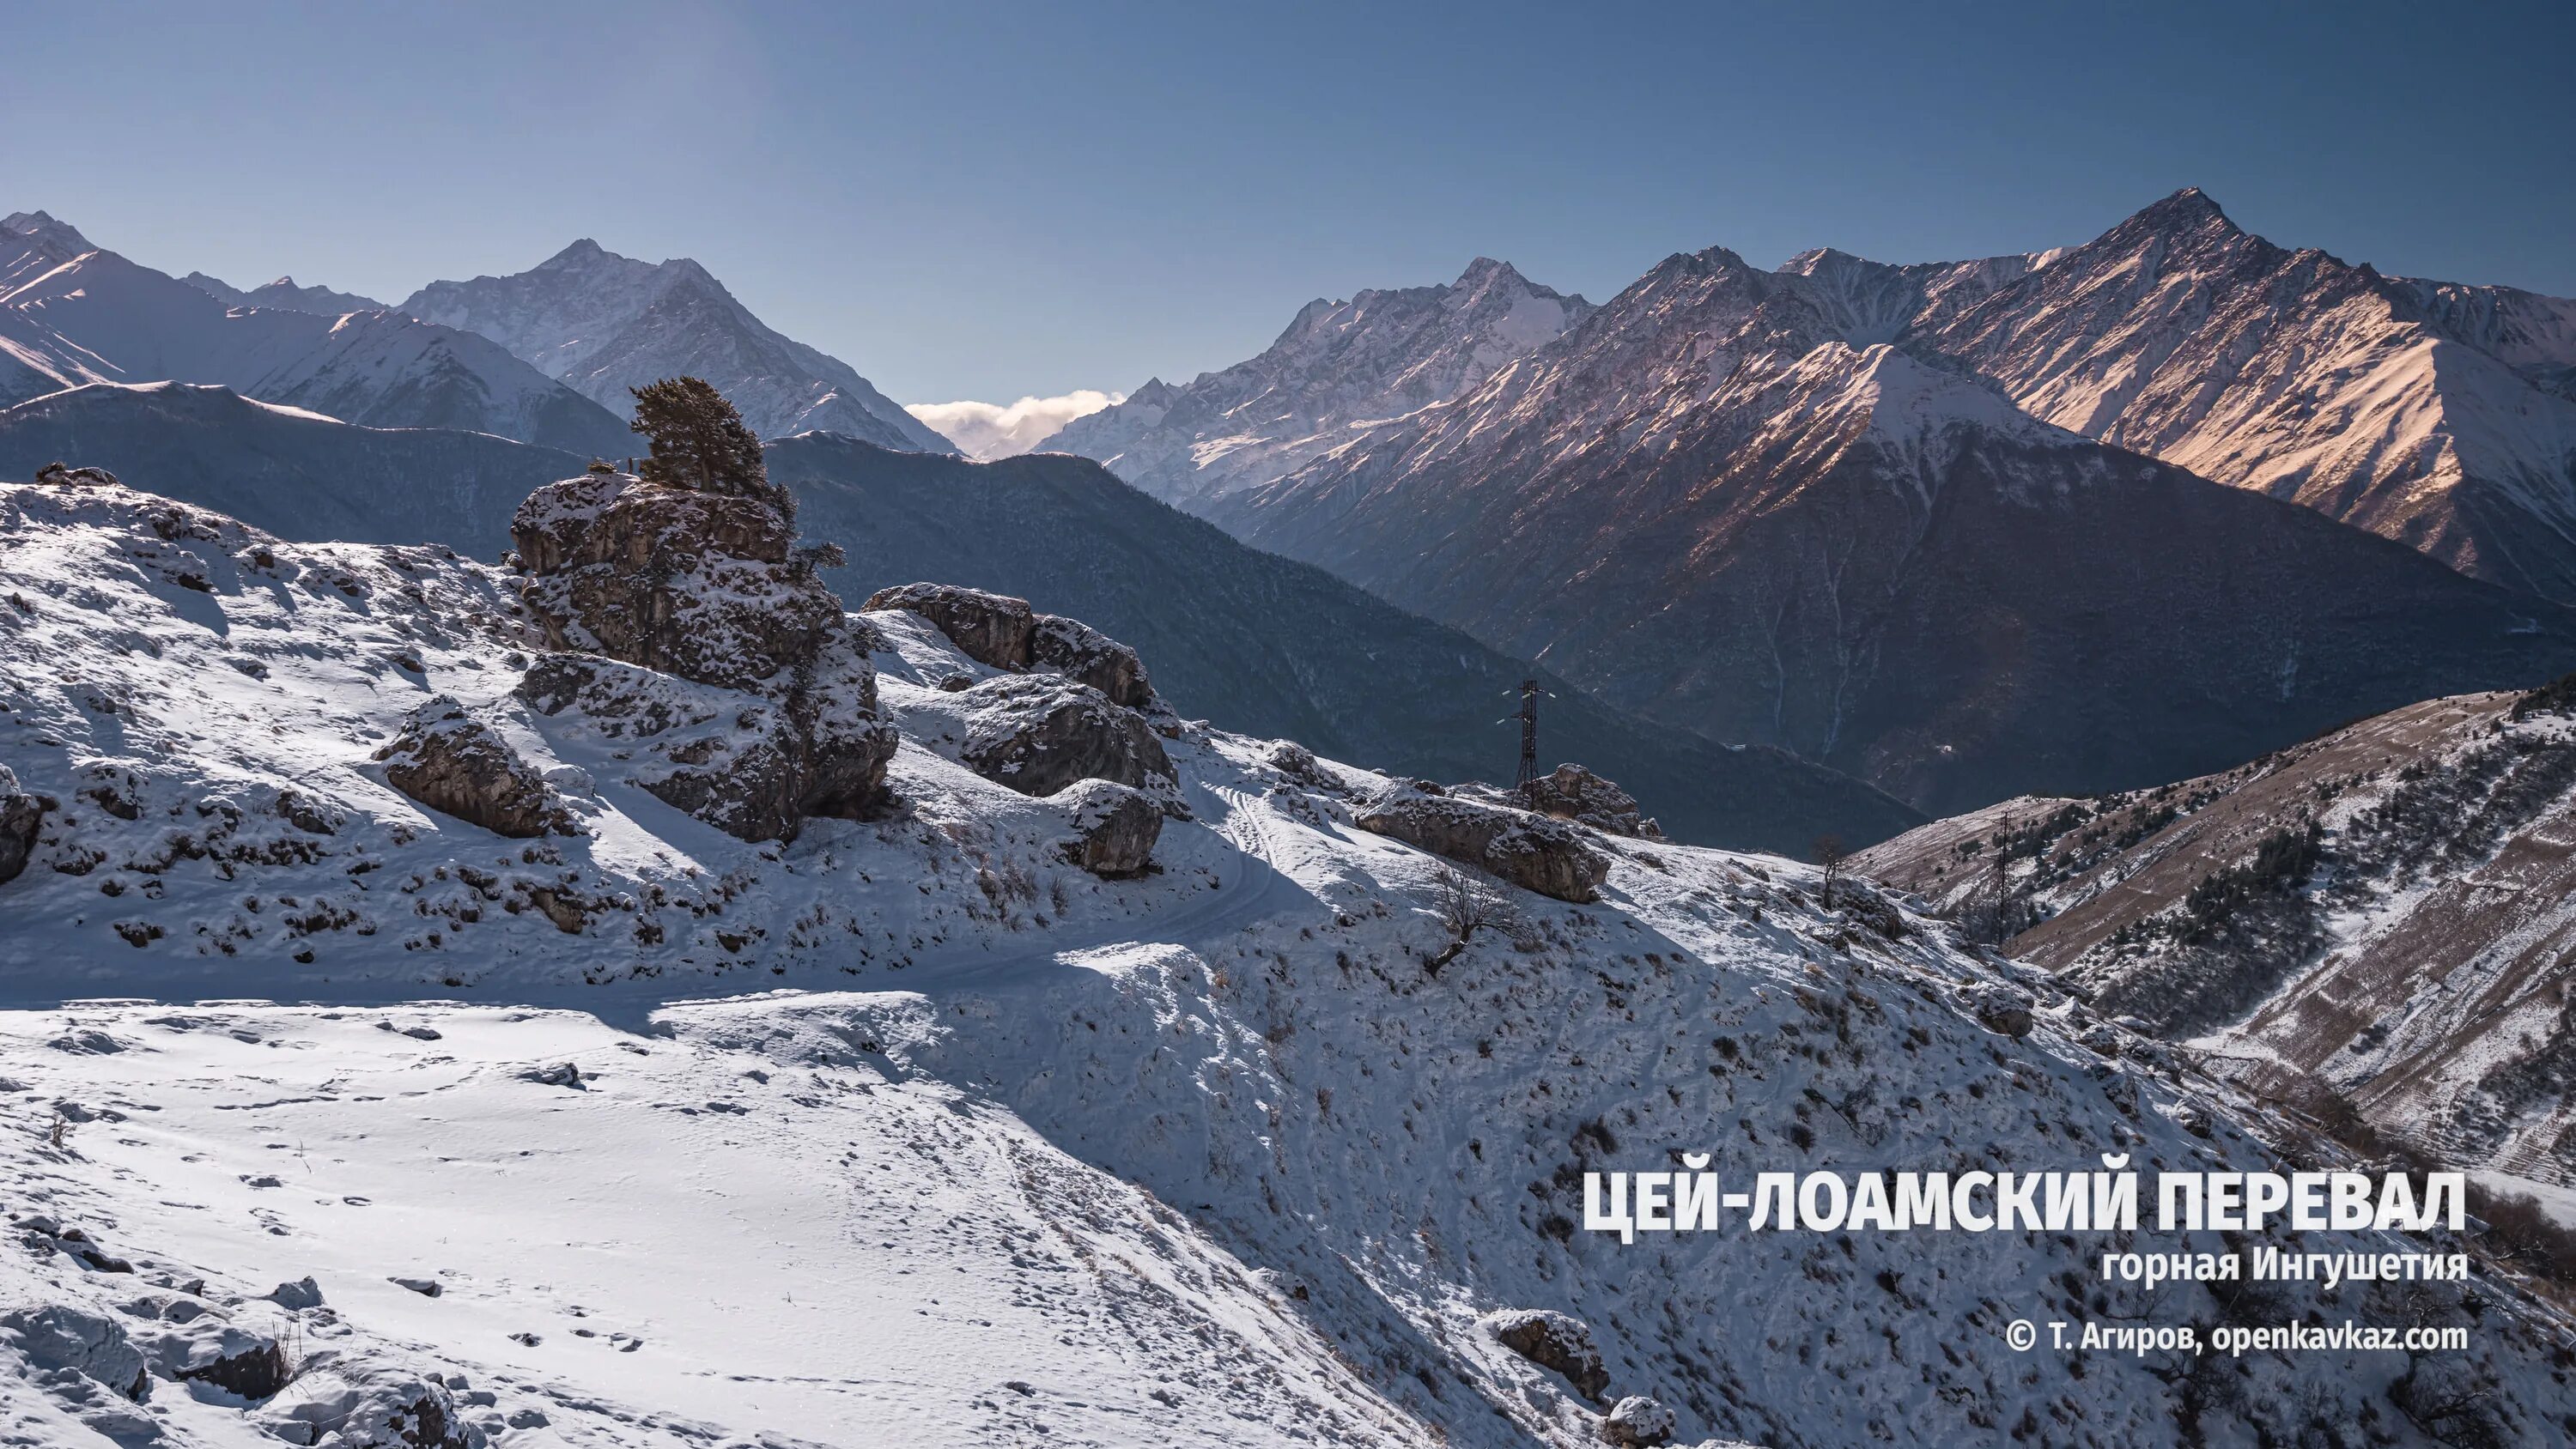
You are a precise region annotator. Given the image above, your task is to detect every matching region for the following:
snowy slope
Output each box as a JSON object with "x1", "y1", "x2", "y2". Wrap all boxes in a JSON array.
[
  {"x1": 402, "y1": 240, "x2": 951, "y2": 453},
  {"x1": 1854, "y1": 684, "x2": 2576, "y2": 1186},
  {"x1": 0, "y1": 213, "x2": 628, "y2": 456},
  {"x1": 1051, "y1": 258, "x2": 1590, "y2": 507},
  {"x1": 181, "y1": 273, "x2": 390, "y2": 316},
  {"x1": 8, "y1": 479, "x2": 2573, "y2": 1446}
]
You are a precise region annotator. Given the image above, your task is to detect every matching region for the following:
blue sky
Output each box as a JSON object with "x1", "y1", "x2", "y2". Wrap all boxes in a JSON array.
[{"x1": 7, "y1": 0, "x2": 2569, "y2": 403}]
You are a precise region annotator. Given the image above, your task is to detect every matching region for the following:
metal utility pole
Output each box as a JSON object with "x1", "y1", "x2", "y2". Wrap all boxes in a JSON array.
[{"x1": 1515, "y1": 679, "x2": 1541, "y2": 791}]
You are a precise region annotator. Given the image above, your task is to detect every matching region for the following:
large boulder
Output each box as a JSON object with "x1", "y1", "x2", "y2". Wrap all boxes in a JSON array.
[
  {"x1": 374, "y1": 699, "x2": 573, "y2": 839},
  {"x1": 865, "y1": 584, "x2": 1156, "y2": 707},
  {"x1": 954, "y1": 676, "x2": 1172, "y2": 797},
  {"x1": 130, "y1": 1307, "x2": 289, "y2": 1399},
  {"x1": 1058, "y1": 780, "x2": 1162, "y2": 877},
  {"x1": 515, "y1": 475, "x2": 838, "y2": 691},
  {"x1": 862, "y1": 583, "x2": 1035, "y2": 671},
  {"x1": 1601, "y1": 1396, "x2": 1677, "y2": 1446},
  {"x1": 258, "y1": 1365, "x2": 474, "y2": 1449},
  {"x1": 0, "y1": 763, "x2": 44, "y2": 884},
  {"x1": 1517, "y1": 763, "x2": 1662, "y2": 840},
  {"x1": 1357, "y1": 784, "x2": 1610, "y2": 904},
  {"x1": 1482, "y1": 1308, "x2": 1609, "y2": 1403},
  {"x1": 1030, "y1": 614, "x2": 1152, "y2": 708}
]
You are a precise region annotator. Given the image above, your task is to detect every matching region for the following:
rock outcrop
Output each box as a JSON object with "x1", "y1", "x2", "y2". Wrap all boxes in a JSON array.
[
  {"x1": 509, "y1": 473, "x2": 896, "y2": 840},
  {"x1": 1961, "y1": 981, "x2": 2036, "y2": 1038},
  {"x1": 0, "y1": 763, "x2": 44, "y2": 883},
  {"x1": 865, "y1": 582, "x2": 1155, "y2": 707},
  {"x1": 1519, "y1": 763, "x2": 1662, "y2": 840},
  {"x1": 1058, "y1": 780, "x2": 1162, "y2": 877},
  {"x1": 1483, "y1": 1308, "x2": 1609, "y2": 1403},
  {"x1": 516, "y1": 646, "x2": 893, "y2": 844},
  {"x1": 862, "y1": 583, "x2": 1034, "y2": 672},
  {"x1": 952, "y1": 676, "x2": 1173, "y2": 798},
  {"x1": 374, "y1": 700, "x2": 574, "y2": 839},
  {"x1": 514, "y1": 472, "x2": 839, "y2": 691},
  {"x1": 1357, "y1": 784, "x2": 1610, "y2": 903}
]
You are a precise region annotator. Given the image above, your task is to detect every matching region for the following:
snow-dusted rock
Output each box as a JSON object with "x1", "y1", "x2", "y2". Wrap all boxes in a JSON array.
[
  {"x1": 513, "y1": 474, "x2": 838, "y2": 691},
  {"x1": 1030, "y1": 612, "x2": 1152, "y2": 708},
  {"x1": 948, "y1": 676, "x2": 1173, "y2": 798},
  {"x1": 1, "y1": 1303, "x2": 151, "y2": 1400},
  {"x1": 1601, "y1": 1395, "x2": 1676, "y2": 1446},
  {"x1": 863, "y1": 583, "x2": 1036, "y2": 672},
  {"x1": 257, "y1": 1363, "x2": 477, "y2": 1448},
  {"x1": 1960, "y1": 980, "x2": 2036, "y2": 1038},
  {"x1": 1057, "y1": 779, "x2": 1162, "y2": 877},
  {"x1": 374, "y1": 699, "x2": 574, "y2": 840},
  {"x1": 1356, "y1": 783, "x2": 1609, "y2": 903},
  {"x1": 131, "y1": 1308, "x2": 289, "y2": 1398},
  {"x1": 1490, "y1": 763, "x2": 1662, "y2": 840},
  {"x1": 1482, "y1": 1307, "x2": 1609, "y2": 1403}
]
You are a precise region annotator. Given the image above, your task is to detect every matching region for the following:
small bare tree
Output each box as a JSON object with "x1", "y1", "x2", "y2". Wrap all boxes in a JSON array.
[
  {"x1": 1812, "y1": 834, "x2": 1847, "y2": 909},
  {"x1": 1428, "y1": 865, "x2": 1504, "y2": 974}
]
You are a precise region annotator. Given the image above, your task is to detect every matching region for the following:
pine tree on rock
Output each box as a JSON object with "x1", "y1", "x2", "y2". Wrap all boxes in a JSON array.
[{"x1": 628, "y1": 377, "x2": 787, "y2": 514}]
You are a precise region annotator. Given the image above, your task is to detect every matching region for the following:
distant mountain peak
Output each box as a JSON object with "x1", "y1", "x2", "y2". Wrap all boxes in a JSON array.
[
  {"x1": 1, "y1": 210, "x2": 88, "y2": 250},
  {"x1": 2129, "y1": 185, "x2": 2237, "y2": 235}
]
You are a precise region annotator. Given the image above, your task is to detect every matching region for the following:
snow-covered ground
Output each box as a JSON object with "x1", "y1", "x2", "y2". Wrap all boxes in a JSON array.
[{"x1": 5, "y1": 480, "x2": 2575, "y2": 1447}]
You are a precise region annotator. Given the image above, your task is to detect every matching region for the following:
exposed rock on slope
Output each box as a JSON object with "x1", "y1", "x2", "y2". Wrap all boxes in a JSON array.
[
  {"x1": 402, "y1": 238, "x2": 950, "y2": 452},
  {"x1": 1354, "y1": 780, "x2": 1609, "y2": 902},
  {"x1": 1054, "y1": 257, "x2": 1591, "y2": 507},
  {"x1": 374, "y1": 699, "x2": 574, "y2": 839},
  {"x1": 0, "y1": 762, "x2": 41, "y2": 883},
  {"x1": 863, "y1": 581, "x2": 1157, "y2": 707},
  {"x1": 1855, "y1": 682, "x2": 2576, "y2": 1182},
  {"x1": 0, "y1": 211, "x2": 629, "y2": 454}
]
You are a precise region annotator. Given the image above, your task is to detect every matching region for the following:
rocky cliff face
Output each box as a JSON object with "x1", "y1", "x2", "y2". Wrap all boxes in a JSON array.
[{"x1": 1052, "y1": 258, "x2": 1590, "y2": 507}]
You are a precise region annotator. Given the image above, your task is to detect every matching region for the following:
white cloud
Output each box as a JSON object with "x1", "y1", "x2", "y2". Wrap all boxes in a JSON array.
[{"x1": 904, "y1": 390, "x2": 1123, "y2": 461}]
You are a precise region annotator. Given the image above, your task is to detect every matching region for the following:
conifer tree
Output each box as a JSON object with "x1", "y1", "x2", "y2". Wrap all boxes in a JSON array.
[{"x1": 628, "y1": 377, "x2": 775, "y2": 505}]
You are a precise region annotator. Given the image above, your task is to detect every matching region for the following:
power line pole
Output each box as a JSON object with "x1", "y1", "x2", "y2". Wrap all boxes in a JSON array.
[{"x1": 1516, "y1": 678, "x2": 1541, "y2": 791}]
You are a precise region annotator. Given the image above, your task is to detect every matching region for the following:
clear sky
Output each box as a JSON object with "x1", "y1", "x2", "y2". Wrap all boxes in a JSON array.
[{"x1": 7, "y1": 0, "x2": 2569, "y2": 404}]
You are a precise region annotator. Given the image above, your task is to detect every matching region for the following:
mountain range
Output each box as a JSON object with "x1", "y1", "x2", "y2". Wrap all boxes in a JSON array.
[
  {"x1": 1, "y1": 211, "x2": 629, "y2": 455},
  {"x1": 1210, "y1": 229, "x2": 2576, "y2": 815}
]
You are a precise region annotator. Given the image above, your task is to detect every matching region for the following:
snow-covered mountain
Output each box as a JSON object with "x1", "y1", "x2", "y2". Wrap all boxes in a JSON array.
[
  {"x1": 402, "y1": 239, "x2": 952, "y2": 452},
  {"x1": 1915, "y1": 189, "x2": 2576, "y2": 604},
  {"x1": 1051, "y1": 258, "x2": 1591, "y2": 506},
  {"x1": 1217, "y1": 239, "x2": 2576, "y2": 815},
  {"x1": 1852, "y1": 678, "x2": 2576, "y2": 1189},
  {"x1": 0, "y1": 212, "x2": 629, "y2": 456},
  {"x1": 180, "y1": 271, "x2": 388, "y2": 316},
  {"x1": 6, "y1": 471, "x2": 2573, "y2": 1447}
]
